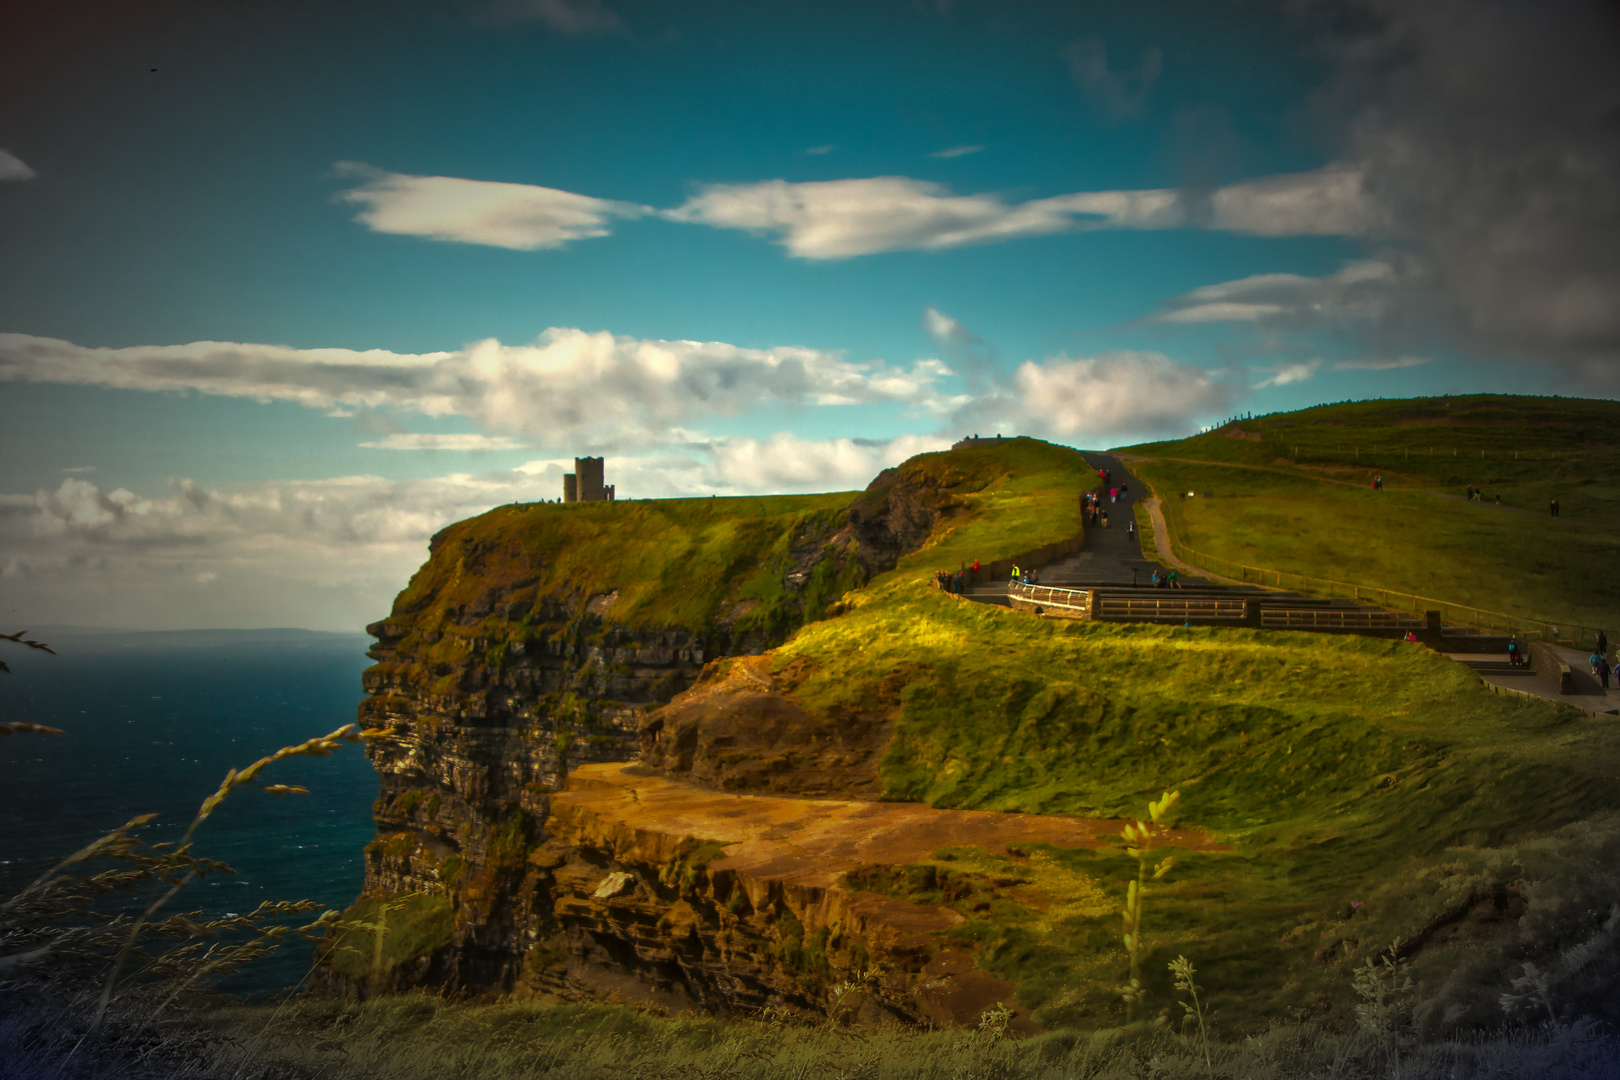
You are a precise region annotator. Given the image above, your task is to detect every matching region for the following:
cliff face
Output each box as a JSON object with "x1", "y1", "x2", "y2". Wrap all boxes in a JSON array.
[{"x1": 333, "y1": 468, "x2": 984, "y2": 995}]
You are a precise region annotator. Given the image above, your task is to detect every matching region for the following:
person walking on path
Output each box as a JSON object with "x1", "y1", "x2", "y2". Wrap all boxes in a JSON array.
[
  {"x1": 1127, "y1": 520, "x2": 1136, "y2": 541},
  {"x1": 1597, "y1": 629, "x2": 1608, "y2": 658},
  {"x1": 1551, "y1": 498, "x2": 1560, "y2": 517},
  {"x1": 1592, "y1": 651, "x2": 1606, "y2": 683},
  {"x1": 1011, "y1": 564, "x2": 1021, "y2": 586},
  {"x1": 1101, "y1": 510, "x2": 1109, "y2": 527},
  {"x1": 971, "y1": 559, "x2": 981, "y2": 583}
]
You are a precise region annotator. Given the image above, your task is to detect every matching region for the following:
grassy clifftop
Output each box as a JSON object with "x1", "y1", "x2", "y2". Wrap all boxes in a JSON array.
[
  {"x1": 758, "y1": 577, "x2": 1620, "y2": 1029},
  {"x1": 1122, "y1": 395, "x2": 1620, "y2": 630},
  {"x1": 376, "y1": 437, "x2": 1091, "y2": 664}
]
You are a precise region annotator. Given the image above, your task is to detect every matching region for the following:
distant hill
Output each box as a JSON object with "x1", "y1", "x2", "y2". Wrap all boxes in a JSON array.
[{"x1": 1121, "y1": 395, "x2": 1620, "y2": 633}]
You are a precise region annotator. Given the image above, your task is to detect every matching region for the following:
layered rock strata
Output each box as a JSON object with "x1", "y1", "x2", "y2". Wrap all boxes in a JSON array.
[{"x1": 335, "y1": 457, "x2": 995, "y2": 996}]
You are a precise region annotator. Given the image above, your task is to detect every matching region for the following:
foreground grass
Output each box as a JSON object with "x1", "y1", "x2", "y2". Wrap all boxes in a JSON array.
[
  {"x1": 770, "y1": 578, "x2": 1620, "y2": 1031},
  {"x1": 1121, "y1": 395, "x2": 1620, "y2": 632},
  {"x1": 7, "y1": 991, "x2": 1619, "y2": 1080}
]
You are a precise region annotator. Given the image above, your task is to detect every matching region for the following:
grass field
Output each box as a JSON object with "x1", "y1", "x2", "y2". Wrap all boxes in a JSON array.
[
  {"x1": 10, "y1": 991, "x2": 1618, "y2": 1080},
  {"x1": 1121, "y1": 396, "x2": 1620, "y2": 634},
  {"x1": 771, "y1": 576, "x2": 1620, "y2": 1031}
]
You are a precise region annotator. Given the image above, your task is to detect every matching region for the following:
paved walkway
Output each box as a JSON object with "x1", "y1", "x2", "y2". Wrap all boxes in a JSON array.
[{"x1": 1038, "y1": 453, "x2": 1196, "y2": 586}]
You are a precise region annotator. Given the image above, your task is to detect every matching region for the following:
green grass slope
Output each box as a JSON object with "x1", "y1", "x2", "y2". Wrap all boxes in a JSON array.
[
  {"x1": 380, "y1": 437, "x2": 1091, "y2": 657},
  {"x1": 1121, "y1": 395, "x2": 1620, "y2": 633},
  {"x1": 768, "y1": 577, "x2": 1620, "y2": 1030}
]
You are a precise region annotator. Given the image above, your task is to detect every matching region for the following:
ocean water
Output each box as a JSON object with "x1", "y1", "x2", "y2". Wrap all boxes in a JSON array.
[{"x1": 1, "y1": 628, "x2": 380, "y2": 998}]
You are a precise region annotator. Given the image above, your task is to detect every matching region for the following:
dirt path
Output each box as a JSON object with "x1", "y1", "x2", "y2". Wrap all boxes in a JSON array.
[
  {"x1": 1139, "y1": 496, "x2": 1247, "y2": 587},
  {"x1": 554, "y1": 764, "x2": 1223, "y2": 899}
]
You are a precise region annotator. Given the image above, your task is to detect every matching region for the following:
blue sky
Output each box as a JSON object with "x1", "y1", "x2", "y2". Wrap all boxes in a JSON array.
[{"x1": 1, "y1": 0, "x2": 1613, "y2": 629}]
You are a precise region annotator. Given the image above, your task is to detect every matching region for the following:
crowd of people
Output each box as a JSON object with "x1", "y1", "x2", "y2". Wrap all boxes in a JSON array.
[
  {"x1": 932, "y1": 559, "x2": 982, "y2": 595},
  {"x1": 1507, "y1": 632, "x2": 1616, "y2": 694},
  {"x1": 1591, "y1": 629, "x2": 1613, "y2": 692}
]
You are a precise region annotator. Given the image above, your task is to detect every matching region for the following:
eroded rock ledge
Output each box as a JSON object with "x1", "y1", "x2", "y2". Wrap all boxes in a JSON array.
[{"x1": 525, "y1": 762, "x2": 1215, "y2": 1028}]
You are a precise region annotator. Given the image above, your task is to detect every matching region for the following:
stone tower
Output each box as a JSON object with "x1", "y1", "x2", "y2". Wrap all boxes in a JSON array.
[{"x1": 563, "y1": 457, "x2": 613, "y2": 502}]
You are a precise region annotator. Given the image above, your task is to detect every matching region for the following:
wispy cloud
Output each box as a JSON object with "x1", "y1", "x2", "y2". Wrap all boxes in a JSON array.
[
  {"x1": 1063, "y1": 38, "x2": 1162, "y2": 119},
  {"x1": 1156, "y1": 259, "x2": 1402, "y2": 325},
  {"x1": 1254, "y1": 360, "x2": 1321, "y2": 389},
  {"x1": 929, "y1": 144, "x2": 986, "y2": 159},
  {"x1": 662, "y1": 166, "x2": 1383, "y2": 259},
  {"x1": 0, "y1": 329, "x2": 959, "y2": 451},
  {"x1": 335, "y1": 162, "x2": 649, "y2": 250},
  {"x1": 1332, "y1": 356, "x2": 1431, "y2": 371},
  {"x1": 358, "y1": 433, "x2": 526, "y2": 451},
  {"x1": 0, "y1": 150, "x2": 36, "y2": 182},
  {"x1": 804, "y1": 145, "x2": 836, "y2": 156}
]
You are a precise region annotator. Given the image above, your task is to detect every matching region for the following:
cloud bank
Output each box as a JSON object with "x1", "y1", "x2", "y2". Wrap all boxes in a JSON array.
[
  {"x1": 0, "y1": 329, "x2": 958, "y2": 451},
  {"x1": 662, "y1": 166, "x2": 1381, "y2": 258},
  {"x1": 0, "y1": 432, "x2": 950, "y2": 631},
  {"x1": 331, "y1": 163, "x2": 1384, "y2": 260}
]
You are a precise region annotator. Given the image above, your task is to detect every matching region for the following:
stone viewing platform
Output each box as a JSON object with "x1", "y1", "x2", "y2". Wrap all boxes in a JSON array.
[{"x1": 950, "y1": 434, "x2": 1015, "y2": 449}]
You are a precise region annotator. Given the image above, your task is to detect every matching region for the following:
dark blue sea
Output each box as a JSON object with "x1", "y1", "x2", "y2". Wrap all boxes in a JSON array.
[{"x1": 1, "y1": 628, "x2": 379, "y2": 999}]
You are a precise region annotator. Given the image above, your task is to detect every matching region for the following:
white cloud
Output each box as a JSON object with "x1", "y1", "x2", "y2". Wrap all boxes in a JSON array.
[
  {"x1": 1156, "y1": 259, "x2": 1403, "y2": 325},
  {"x1": 1332, "y1": 356, "x2": 1431, "y2": 371},
  {"x1": 1254, "y1": 360, "x2": 1321, "y2": 388},
  {"x1": 662, "y1": 166, "x2": 1382, "y2": 259},
  {"x1": 490, "y1": 0, "x2": 623, "y2": 34},
  {"x1": 952, "y1": 351, "x2": 1230, "y2": 442},
  {"x1": 929, "y1": 145, "x2": 986, "y2": 159},
  {"x1": 804, "y1": 145, "x2": 836, "y2": 156},
  {"x1": 335, "y1": 163, "x2": 648, "y2": 250},
  {"x1": 0, "y1": 329, "x2": 958, "y2": 451},
  {"x1": 358, "y1": 433, "x2": 526, "y2": 451},
  {"x1": 0, "y1": 150, "x2": 35, "y2": 182},
  {"x1": 708, "y1": 433, "x2": 951, "y2": 492}
]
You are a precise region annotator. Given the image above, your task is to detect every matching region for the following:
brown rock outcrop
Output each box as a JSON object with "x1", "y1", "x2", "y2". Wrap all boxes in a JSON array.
[{"x1": 525, "y1": 762, "x2": 1203, "y2": 1027}]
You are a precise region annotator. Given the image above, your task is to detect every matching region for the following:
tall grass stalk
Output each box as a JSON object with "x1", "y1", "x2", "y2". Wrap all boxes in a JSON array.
[
  {"x1": 1169, "y1": 954, "x2": 1213, "y2": 1079},
  {"x1": 1117, "y1": 789, "x2": 1179, "y2": 1022}
]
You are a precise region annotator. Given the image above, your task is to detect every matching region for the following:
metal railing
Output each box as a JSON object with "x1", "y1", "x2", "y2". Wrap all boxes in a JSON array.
[
  {"x1": 1261, "y1": 608, "x2": 1423, "y2": 630},
  {"x1": 1007, "y1": 582, "x2": 1092, "y2": 616},
  {"x1": 1097, "y1": 597, "x2": 1246, "y2": 621},
  {"x1": 1151, "y1": 498, "x2": 1606, "y2": 648}
]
